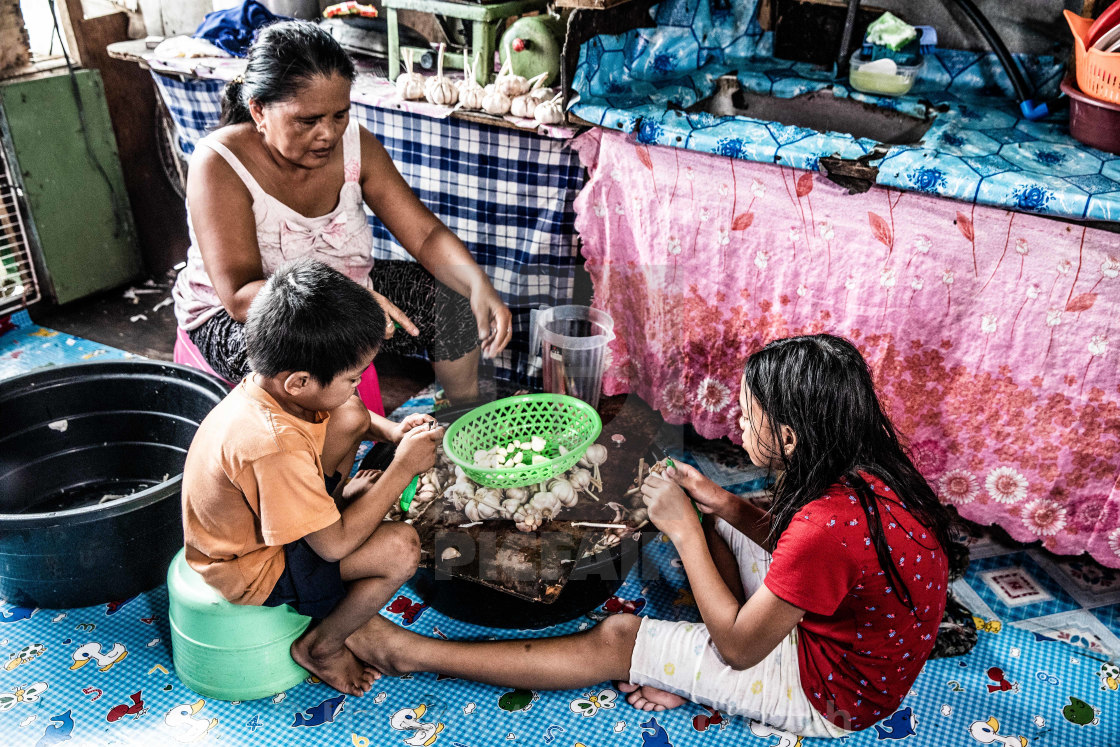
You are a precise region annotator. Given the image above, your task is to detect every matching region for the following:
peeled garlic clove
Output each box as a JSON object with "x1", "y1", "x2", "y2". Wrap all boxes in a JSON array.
[
  {"x1": 531, "y1": 454, "x2": 548, "y2": 466},
  {"x1": 441, "y1": 547, "x2": 462, "y2": 561},
  {"x1": 530, "y1": 436, "x2": 547, "y2": 452}
]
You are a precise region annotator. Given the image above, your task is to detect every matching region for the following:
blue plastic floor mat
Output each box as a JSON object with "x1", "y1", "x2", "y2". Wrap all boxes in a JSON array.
[
  {"x1": 1, "y1": 316, "x2": 1118, "y2": 745},
  {"x1": 0, "y1": 536, "x2": 1117, "y2": 746}
]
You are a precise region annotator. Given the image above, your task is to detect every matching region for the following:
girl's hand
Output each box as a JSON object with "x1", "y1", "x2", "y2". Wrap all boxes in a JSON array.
[
  {"x1": 387, "y1": 413, "x2": 435, "y2": 444},
  {"x1": 470, "y1": 285, "x2": 512, "y2": 358},
  {"x1": 370, "y1": 290, "x2": 419, "y2": 339},
  {"x1": 666, "y1": 461, "x2": 732, "y2": 519},
  {"x1": 641, "y1": 474, "x2": 702, "y2": 544}
]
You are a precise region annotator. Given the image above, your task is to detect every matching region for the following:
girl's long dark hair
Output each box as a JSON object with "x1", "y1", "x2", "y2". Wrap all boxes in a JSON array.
[
  {"x1": 744, "y1": 334, "x2": 954, "y2": 611},
  {"x1": 219, "y1": 20, "x2": 356, "y2": 127}
]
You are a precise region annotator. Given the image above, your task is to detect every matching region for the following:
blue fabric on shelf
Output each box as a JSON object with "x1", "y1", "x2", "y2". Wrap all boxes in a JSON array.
[{"x1": 192, "y1": 0, "x2": 288, "y2": 57}]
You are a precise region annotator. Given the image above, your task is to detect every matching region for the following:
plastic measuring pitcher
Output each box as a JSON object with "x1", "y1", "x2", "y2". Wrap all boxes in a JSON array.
[{"x1": 530, "y1": 305, "x2": 615, "y2": 410}]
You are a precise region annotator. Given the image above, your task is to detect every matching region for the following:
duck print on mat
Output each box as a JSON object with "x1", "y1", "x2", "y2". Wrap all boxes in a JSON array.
[
  {"x1": 389, "y1": 703, "x2": 444, "y2": 746},
  {"x1": 70, "y1": 642, "x2": 128, "y2": 672},
  {"x1": 1097, "y1": 662, "x2": 1119, "y2": 692},
  {"x1": 748, "y1": 720, "x2": 803, "y2": 747},
  {"x1": 164, "y1": 699, "x2": 218, "y2": 742},
  {"x1": 967, "y1": 716, "x2": 1027, "y2": 746}
]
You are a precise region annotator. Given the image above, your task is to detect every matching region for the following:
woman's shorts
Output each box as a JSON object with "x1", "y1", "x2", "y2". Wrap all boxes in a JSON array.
[{"x1": 186, "y1": 260, "x2": 478, "y2": 382}]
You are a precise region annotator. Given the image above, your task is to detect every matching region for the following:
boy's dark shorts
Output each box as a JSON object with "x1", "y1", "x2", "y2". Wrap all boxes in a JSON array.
[{"x1": 262, "y1": 538, "x2": 346, "y2": 621}]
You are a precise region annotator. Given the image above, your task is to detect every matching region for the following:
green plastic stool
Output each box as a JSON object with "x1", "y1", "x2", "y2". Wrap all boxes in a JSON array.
[{"x1": 167, "y1": 548, "x2": 311, "y2": 701}]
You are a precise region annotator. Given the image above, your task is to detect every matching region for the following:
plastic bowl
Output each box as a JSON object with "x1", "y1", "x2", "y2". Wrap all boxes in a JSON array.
[
  {"x1": 1061, "y1": 76, "x2": 1120, "y2": 155},
  {"x1": 848, "y1": 51, "x2": 921, "y2": 96},
  {"x1": 442, "y1": 394, "x2": 602, "y2": 489}
]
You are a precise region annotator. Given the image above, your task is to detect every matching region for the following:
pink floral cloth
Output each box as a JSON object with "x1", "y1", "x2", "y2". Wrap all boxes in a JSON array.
[{"x1": 572, "y1": 130, "x2": 1120, "y2": 567}]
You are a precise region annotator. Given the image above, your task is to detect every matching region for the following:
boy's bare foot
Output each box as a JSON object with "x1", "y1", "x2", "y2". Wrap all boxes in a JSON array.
[
  {"x1": 342, "y1": 469, "x2": 383, "y2": 502},
  {"x1": 614, "y1": 681, "x2": 687, "y2": 711},
  {"x1": 291, "y1": 627, "x2": 378, "y2": 697}
]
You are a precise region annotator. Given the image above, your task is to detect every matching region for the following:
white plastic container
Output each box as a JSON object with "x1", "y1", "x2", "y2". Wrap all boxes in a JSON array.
[
  {"x1": 530, "y1": 306, "x2": 615, "y2": 410},
  {"x1": 848, "y1": 51, "x2": 921, "y2": 97}
]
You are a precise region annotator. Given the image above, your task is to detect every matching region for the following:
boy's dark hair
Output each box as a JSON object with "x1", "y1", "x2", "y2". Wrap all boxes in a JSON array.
[
  {"x1": 219, "y1": 20, "x2": 356, "y2": 127},
  {"x1": 245, "y1": 258, "x2": 385, "y2": 385},
  {"x1": 743, "y1": 333, "x2": 955, "y2": 614}
]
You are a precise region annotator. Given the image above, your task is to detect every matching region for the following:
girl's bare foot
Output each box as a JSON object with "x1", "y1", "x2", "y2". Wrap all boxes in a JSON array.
[
  {"x1": 346, "y1": 613, "x2": 416, "y2": 676},
  {"x1": 291, "y1": 627, "x2": 378, "y2": 697},
  {"x1": 342, "y1": 469, "x2": 383, "y2": 502},
  {"x1": 614, "y1": 681, "x2": 687, "y2": 711}
]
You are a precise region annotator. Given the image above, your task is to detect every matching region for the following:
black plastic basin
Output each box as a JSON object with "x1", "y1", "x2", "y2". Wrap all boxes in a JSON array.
[{"x1": 0, "y1": 361, "x2": 229, "y2": 608}]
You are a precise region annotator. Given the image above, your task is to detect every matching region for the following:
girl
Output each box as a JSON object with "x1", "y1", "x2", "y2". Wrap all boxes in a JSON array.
[{"x1": 348, "y1": 334, "x2": 952, "y2": 736}]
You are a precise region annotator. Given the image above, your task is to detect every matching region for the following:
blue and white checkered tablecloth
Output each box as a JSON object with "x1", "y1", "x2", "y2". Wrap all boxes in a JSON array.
[{"x1": 152, "y1": 73, "x2": 585, "y2": 385}]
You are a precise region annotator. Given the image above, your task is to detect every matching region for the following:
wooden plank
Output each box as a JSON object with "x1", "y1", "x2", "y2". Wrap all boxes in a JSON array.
[{"x1": 555, "y1": 0, "x2": 635, "y2": 9}]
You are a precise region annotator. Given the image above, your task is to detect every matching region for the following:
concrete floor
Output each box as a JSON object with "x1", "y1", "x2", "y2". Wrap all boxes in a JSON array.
[{"x1": 30, "y1": 272, "x2": 437, "y2": 414}]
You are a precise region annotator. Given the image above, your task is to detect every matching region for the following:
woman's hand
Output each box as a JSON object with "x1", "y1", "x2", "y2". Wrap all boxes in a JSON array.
[
  {"x1": 470, "y1": 284, "x2": 512, "y2": 359},
  {"x1": 641, "y1": 474, "x2": 702, "y2": 544},
  {"x1": 370, "y1": 289, "x2": 419, "y2": 340},
  {"x1": 387, "y1": 413, "x2": 435, "y2": 444},
  {"x1": 666, "y1": 461, "x2": 732, "y2": 520}
]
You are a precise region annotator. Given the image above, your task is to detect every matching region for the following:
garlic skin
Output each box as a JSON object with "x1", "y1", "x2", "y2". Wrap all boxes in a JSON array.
[
  {"x1": 443, "y1": 482, "x2": 475, "y2": 511},
  {"x1": 481, "y1": 85, "x2": 511, "y2": 115},
  {"x1": 396, "y1": 48, "x2": 426, "y2": 101}
]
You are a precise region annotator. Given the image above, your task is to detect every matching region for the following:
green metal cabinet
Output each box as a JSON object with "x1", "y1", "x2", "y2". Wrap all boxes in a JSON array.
[{"x1": 0, "y1": 69, "x2": 140, "y2": 305}]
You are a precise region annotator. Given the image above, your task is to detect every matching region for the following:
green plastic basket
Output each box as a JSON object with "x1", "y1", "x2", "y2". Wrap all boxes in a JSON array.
[{"x1": 443, "y1": 394, "x2": 602, "y2": 489}]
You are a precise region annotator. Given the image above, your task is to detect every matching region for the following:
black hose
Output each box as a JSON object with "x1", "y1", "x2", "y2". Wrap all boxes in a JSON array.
[
  {"x1": 836, "y1": 0, "x2": 863, "y2": 76},
  {"x1": 942, "y1": 0, "x2": 1032, "y2": 102}
]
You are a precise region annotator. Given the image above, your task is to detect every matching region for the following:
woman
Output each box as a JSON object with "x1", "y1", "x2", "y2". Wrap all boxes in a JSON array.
[{"x1": 172, "y1": 20, "x2": 511, "y2": 407}]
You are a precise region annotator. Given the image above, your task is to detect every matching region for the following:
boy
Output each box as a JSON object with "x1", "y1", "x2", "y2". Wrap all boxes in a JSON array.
[{"x1": 181, "y1": 258, "x2": 443, "y2": 696}]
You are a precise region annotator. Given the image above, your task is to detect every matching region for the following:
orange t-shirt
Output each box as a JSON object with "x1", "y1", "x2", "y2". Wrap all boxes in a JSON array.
[{"x1": 181, "y1": 377, "x2": 341, "y2": 605}]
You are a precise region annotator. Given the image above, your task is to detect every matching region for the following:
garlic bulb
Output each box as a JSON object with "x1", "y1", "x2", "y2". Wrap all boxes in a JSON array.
[
  {"x1": 509, "y1": 96, "x2": 535, "y2": 119},
  {"x1": 505, "y1": 486, "x2": 529, "y2": 503},
  {"x1": 396, "y1": 48, "x2": 425, "y2": 101},
  {"x1": 549, "y1": 478, "x2": 578, "y2": 508},
  {"x1": 534, "y1": 93, "x2": 565, "y2": 125},
  {"x1": 424, "y1": 43, "x2": 458, "y2": 107},
  {"x1": 501, "y1": 497, "x2": 524, "y2": 517},
  {"x1": 530, "y1": 86, "x2": 555, "y2": 102},
  {"x1": 514, "y1": 506, "x2": 542, "y2": 532},
  {"x1": 494, "y1": 58, "x2": 528, "y2": 97},
  {"x1": 443, "y1": 482, "x2": 475, "y2": 510},
  {"x1": 529, "y1": 490, "x2": 561, "y2": 518},
  {"x1": 458, "y1": 51, "x2": 485, "y2": 110},
  {"x1": 482, "y1": 85, "x2": 511, "y2": 116}
]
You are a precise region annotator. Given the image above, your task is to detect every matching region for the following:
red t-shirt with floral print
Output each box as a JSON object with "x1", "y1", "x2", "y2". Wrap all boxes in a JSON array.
[{"x1": 763, "y1": 473, "x2": 948, "y2": 731}]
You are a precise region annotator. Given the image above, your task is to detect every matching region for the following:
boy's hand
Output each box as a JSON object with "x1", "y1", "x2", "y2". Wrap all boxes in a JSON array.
[
  {"x1": 393, "y1": 424, "x2": 443, "y2": 475},
  {"x1": 667, "y1": 461, "x2": 731, "y2": 519},
  {"x1": 388, "y1": 413, "x2": 436, "y2": 444},
  {"x1": 641, "y1": 474, "x2": 701, "y2": 544}
]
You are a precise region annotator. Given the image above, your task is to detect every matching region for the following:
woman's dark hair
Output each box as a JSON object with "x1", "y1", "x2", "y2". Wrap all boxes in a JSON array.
[
  {"x1": 743, "y1": 333, "x2": 955, "y2": 611},
  {"x1": 245, "y1": 258, "x2": 384, "y2": 385},
  {"x1": 219, "y1": 20, "x2": 356, "y2": 127}
]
